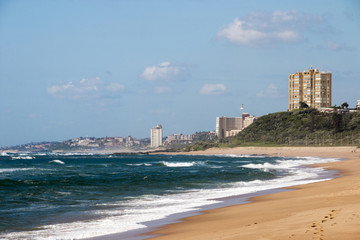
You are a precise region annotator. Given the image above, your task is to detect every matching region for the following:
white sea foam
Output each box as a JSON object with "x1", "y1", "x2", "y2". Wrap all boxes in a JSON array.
[
  {"x1": 11, "y1": 156, "x2": 34, "y2": 160},
  {"x1": 0, "y1": 168, "x2": 36, "y2": 173},
  {"x1": 0, "y1": 156, "x2": 340, "y2": 240},
  {"x1": 49, "y1": 160, "x2": 65, "y2": 164},
  {"x1": 243, "y1": 157, "x2": 339, "y2": 171},
  {"x1": 49, "y1": 152, "x2": 95, "y2": 156},
  {"x1": 210, "y1": 166, "x2": 223, "y2": 169},
  {"x1": 127, "y1": 163, "x2": 152, "y2": 167},
  {"x1": 160, "y1": 161, "x2": 204, "y2": 167},
  {"x1": 33, "y1": 153, "x2": 47, "y2": 156}
]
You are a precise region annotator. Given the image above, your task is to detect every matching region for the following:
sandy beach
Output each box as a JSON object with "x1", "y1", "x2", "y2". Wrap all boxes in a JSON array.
[{"x1": 147, "y1": 146, "x2": 360, "y2": 240}]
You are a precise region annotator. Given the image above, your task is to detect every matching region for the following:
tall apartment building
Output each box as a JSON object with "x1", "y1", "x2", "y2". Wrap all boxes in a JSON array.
[
  {"x1": 289, "y1": 67, "x2": 331, "y2": 111},
  {"x1": 150, "y1": 125, "x2": 163, "y2": 148}
]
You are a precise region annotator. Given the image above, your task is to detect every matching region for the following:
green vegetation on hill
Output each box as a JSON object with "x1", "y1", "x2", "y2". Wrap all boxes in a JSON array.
[
  {"x1": 184, "y1": 141, "x2": 220, "y2": 151},
  {"x1": 185, "y1": 109, "x2": 360, "y2": 151},
  {"x1": 232, "y1": 109, "x2": 360, "y2": 146}
]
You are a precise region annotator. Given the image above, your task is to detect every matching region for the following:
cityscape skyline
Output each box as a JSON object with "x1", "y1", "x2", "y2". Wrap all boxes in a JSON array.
[{"x1": 1, "y1": 0, "x2": 360, "y2": 147}]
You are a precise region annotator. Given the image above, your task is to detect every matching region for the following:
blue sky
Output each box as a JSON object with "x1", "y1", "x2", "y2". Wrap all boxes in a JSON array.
[{"x1": 1, "y1": 0, "x2": 359, "y2": 147}]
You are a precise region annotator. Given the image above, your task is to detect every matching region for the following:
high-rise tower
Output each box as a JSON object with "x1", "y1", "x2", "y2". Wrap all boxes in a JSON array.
[
  {"x1": 150, "y1": 125, "x2": 163, "y2": 148},
  {"x1": 289, "y1": 67, "x2": 331, "y2": 111}
]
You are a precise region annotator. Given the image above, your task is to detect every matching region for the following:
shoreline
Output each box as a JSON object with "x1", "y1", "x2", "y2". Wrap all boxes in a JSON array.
[{"x1": 144, "y1": 146, "x2": 360, "y2": 240}]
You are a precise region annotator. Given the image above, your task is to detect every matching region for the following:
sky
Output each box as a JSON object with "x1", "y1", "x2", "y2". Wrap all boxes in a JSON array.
[{"x1": 1, "y1": 0, "x2": 360, "y2": 147}]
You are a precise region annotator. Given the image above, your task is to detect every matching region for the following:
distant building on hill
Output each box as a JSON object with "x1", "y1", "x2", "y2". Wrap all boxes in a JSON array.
[
  {"x1": 243, "y1": 115, "x2": 257, "y2": 128},
  {"x1": 216, "y1": 117, "x2": 242, "y2": 139},
  {"x1": 165, "y1": 133, "x2": 193, "y2": 145},
  {"x1": 216, "y1": 113, "x2": 257, "y2": 139},
  {"x1": 356, "y1": 100, "x2": 360, "y2": 110},
  {"x1": 150, "y1": 125, "x2": 163, "y2": 148},
  {"x1": 289, "y1": 67, "x2": 332, "y2": 111}
]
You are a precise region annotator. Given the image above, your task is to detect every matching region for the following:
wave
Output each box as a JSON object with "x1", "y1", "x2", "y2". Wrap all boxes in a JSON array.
[
  {"x1": 49, "y1": 160, "x2": 65, "y2": 164},
  {"x1": 159, "y1": 161, "x2": 204, "y2": 167},
  {"x1": 243, "y1": 157, "x2": 339, "y2": 171},
  {"x1": 0, "y1": 156, "x2": 340, "y2": 240},
  {"x1": 127, "y1": 163, "x2": 152, "y2": 167},
  {"x1": 210, "y1": 166, "x2": 223, "y2": 169},
  {"x1": 11, "y1": 156, "x2": 34, "y2": 160},
  {"x1": 1, "y1": 158, "x2": 336, "y2": 240},
  {"x1": 48, "y1": 152, "x2": 96, "y2": 156},
  {"x1": 0, "y1": 168, "x2": 36, "y2": 173}
]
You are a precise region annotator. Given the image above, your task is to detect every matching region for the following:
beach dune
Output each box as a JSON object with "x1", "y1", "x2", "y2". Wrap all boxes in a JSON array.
[{"x1": 147, "y1": 146, "x2": 360, "y2": 240}]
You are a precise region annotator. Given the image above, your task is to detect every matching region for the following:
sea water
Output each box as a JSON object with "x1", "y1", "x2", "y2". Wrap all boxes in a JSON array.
[{"x1": 0, "y1": 153, "x2": 339, "y2": 240}]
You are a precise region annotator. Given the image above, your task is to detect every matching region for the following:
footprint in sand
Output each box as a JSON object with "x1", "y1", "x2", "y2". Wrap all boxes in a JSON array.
[
  {"x1": 306, "y1": 209, "x2": 341, "y2": 239},
  {"x1": 345, "y1": 211, "x2": 360, "y2": 223}
]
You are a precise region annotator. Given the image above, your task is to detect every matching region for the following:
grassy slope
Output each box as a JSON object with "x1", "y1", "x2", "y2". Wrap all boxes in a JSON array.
[
  {"x1": 231, "y1": 109, "x2": 360, "y2": 146},
  {"x1": 183, "y1": 109, "x2": 360, "y2": 151}
]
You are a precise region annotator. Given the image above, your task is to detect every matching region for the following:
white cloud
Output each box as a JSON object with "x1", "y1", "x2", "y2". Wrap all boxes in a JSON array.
[
  {"x1": 141, "y1": 62, "x2": 187, "y2": 81},
  {"x1": 257, "y1": 84, "x2": 280, "y2": 98},
  {"x1": 217, "y1": 10, "x2": 324, "y2": 47},
  {"x1": 47, "y1": 77, "x2": 125, "y2": 99},
  {"x1": 199, "y1": 84, "x2": 227, "y2": 95}
]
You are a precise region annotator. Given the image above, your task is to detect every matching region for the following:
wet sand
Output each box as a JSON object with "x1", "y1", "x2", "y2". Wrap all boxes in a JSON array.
[{"x1": 147, "y1": 146, "x2": 360, "y2": 240}]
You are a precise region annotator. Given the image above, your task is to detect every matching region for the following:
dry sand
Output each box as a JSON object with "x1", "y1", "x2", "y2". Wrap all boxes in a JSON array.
[{"x1": 147, "y1": 146, "x2": 360, "y2": 240}]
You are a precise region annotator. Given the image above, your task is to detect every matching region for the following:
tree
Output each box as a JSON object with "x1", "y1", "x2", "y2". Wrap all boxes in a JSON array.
[
  {"x1": 341, "y1": 102, "x2": 349, "y2": 109},
  {"x1": 299, "y1": 101, "x2": 309, "y2": 109}
]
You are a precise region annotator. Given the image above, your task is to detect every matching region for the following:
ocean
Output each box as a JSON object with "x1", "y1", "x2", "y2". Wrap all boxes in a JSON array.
[{"x1": 0, "y1": 152, "x2": 339, "y2": 240}]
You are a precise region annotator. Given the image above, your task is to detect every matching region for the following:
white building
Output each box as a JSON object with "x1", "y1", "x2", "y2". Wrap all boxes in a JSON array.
[
  {"x1": 150, "y1": 125, "x2": 163, "y2": 148},
  {"x1": 356, "y1": 100, "x2": 360, "y2": 110}
]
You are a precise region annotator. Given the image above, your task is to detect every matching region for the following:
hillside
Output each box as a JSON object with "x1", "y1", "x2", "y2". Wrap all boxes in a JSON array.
[{"x1": 231, "y1": 109, "x2": 360, "y2": 146}]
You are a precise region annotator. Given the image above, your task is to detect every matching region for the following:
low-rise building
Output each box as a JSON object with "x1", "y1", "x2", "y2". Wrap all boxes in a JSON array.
[
  {"x1": 226, "y1": 129, "x2": 242, "y2": 137},
  {"x1": 243, "y1": 115, "x2": 257, "y2": 128}
]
